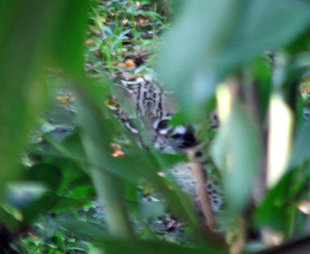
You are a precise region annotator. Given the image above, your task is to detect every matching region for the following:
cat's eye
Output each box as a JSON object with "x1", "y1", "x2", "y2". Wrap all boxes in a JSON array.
[{"x1": 157, "y1": 120, "x2": 168, "y2": 130}]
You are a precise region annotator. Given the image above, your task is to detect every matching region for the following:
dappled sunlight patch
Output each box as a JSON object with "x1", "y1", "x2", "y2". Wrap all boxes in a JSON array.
[{"x1": 267, "y1": 94, "x2": 293, "y2": 188}]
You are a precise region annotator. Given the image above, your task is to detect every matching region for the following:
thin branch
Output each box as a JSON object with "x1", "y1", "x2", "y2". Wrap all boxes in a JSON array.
[{"x1": 187, "y1": 160, "x2": 215, "y2": 229}]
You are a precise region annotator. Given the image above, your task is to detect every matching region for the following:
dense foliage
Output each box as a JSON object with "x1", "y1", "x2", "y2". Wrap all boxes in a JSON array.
[{"x1": 1, "y1": 0, "x2": 310, "y2": 253}]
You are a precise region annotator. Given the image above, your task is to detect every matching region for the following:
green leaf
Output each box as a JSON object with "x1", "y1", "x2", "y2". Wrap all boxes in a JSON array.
[
  {"x1": 24, "y1": 164, "x2": 62, "y2": 191},
  {"x1": 138, "y1": 200, "x2": 166, "y2": 221},
  {"x1": 212, "y1": 102, "x2": 262, "y2": 213},
  {"x1": 158, "y1": 0, "x2": 310, "y2": 122},
  {"x1": 0, "y1": 207, "x2": 22, "y2": 230},
  {"x1": 254, "y1": 166, "x2": 310, "y2": 232},
  {"x1": 51, "y1": 197, "x2": 88, "y2": 213},
  {"x1": 95, "y1": 239, "x2": 227, "y2": 254},
  {"x1": 54, "y1": 216, "x2": 108, "y2": 241},
  {"x1": 289, "y1": 123, "x2": 310, "y2": 168},
  {"x1": 0, "y1": 0, "x2": 54, "y2": 192},
  {"x1": 0, "y1": 0, "x2": 90, "y2": 194},
  {"x1": 20, "y1": 192, "x2": 60, "y2": 226},
  {"x1": 50, "y1": 0, "x2": 89, "y2": 74},
  {"x1": 73, "y1": 79, "x2": 202, "y2": 236},
  {"x1": 222, "y1": 0, "x2": 310, "y2": 67},
  {"x1": 157, "y1": 0, "x2": 242, "y2": 121}
]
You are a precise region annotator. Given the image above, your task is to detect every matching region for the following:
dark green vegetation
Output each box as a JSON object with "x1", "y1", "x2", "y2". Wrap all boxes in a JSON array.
[{"x1": 2, "y1": 0, "x2": 310, "y2": 253}]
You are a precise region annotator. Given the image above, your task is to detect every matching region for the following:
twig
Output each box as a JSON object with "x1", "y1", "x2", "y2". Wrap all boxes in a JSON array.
[{"x1": 187, "y1": 159, "x2": 215, "y2": 230}]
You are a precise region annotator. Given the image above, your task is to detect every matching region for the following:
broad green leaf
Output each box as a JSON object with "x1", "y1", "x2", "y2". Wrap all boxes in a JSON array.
[
  {"x1": 20, "y1": 192, "x2": 60, "y2": 226},
  {"x1": 0, "y1": 0, "x2": 90, "y2": 194},
  {"x1": 76, "y1": 84, "x2": 135, "y2": 239},
  {"x1": 55, "y1": 217, "x2": 108, "y2": 241},
  {"x1": 24, "y1": 164, "x2": 62, "y2": 191},
  {"x1": 222, "y1": 0, "x2": 310, "y2": 67},
  {"x1": 39, "y1": 155, "x2": 94, "y2": 197},
  {"x1": 50, "y1": 0, "x2": 89, "y2": 74},
  {"x1": 43, "y1": 129, "x2": 187, "y2": 188},
  {"x1": 51, "y1": 197, "x2": 89, "y2": 213},
  {"x1": 157, "y1": 0, "x2": 242, "y2": 121},
  {"x1": 0, "y1": 0, "x2": 55, "y2": 192},
  {"x1": 0, "y1": 207, "x2": 21, "y2": 230},
  {"x1": 158, "y1": 0, "x2": 310, "y2": 122}
]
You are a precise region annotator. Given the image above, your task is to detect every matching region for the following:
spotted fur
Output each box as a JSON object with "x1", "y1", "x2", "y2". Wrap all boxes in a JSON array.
[{"x1": 111, "y1": 76, "x2": 223, "y2": 211}]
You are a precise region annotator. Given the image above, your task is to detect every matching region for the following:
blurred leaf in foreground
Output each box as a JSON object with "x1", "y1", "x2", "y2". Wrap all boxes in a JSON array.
[
  {"x1": 212, "y1": 81, "x2": 263, "y2": 214},
  {"x1": 0, "y1": 0, "x2": 89, "y2": 194},
  {"x1": 95, "y1": 239, "x2": 227, "y2": 254},
  {"x1": 157, "y1": 0, "x2": 242, "y2": 121},
  {"x1": 0, "y1": 0, "x2": 52, "y2": 192},
  {"x1": 289, "y1": 122, "x2": 310, "y2": 168},
  {"x1": 254, "y1": 165, "x2": 310, "y2": 234},
  {"x1": 158, "y1": 0, "x2": 310, "y2": 122}
]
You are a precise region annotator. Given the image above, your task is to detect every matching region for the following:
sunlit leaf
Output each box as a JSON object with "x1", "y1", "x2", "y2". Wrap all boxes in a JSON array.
[{"x1": 266, "y1": 94, "x2": 294, "y2": 188}]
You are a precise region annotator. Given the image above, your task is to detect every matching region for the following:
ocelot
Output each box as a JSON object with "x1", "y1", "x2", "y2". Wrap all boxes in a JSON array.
[{"x1": 110, "y1": 75, "x2": 223, "y2": 213}]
